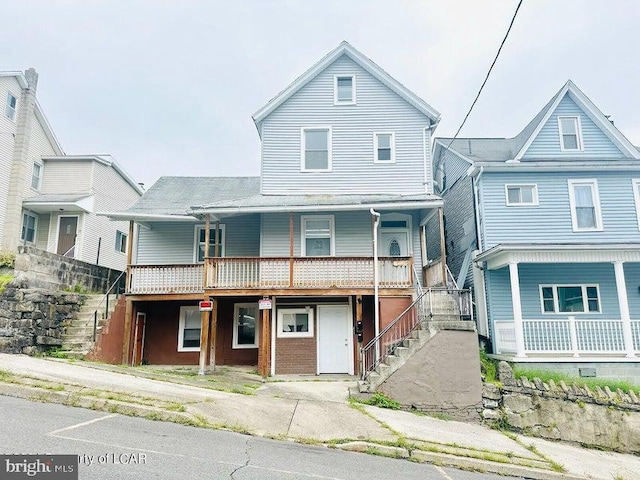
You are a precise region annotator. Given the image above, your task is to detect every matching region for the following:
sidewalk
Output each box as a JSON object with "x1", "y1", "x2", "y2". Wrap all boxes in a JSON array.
[{"x1": 0, "y1": 354, "x2": 637, "y2": 480}]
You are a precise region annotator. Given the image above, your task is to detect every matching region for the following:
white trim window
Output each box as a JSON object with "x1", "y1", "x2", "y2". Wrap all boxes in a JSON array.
[
  {"x1": 277, "y1": 307, "x2": 314, "y2": 338},
  {"x1": 301, "y1": 215, "x2": 335, "y2": 256},
  {"x1": 194, "y1": 225, "x2": 225, "y2": 262},
  {"x1": 31, "y1": 163, "x2": 42, "y2": 190},
  {"x1": 5, "y1": 92, "x2": 17, "y2": 121},
  {"x1": 568, "y1": 180, "x2": 603, "y2": 231},
  {"x1": 233, "y1": 303, "x2": 259, "y2": 349},
  {"x1": 633, "y1": 179, "x2": 640, "y2": 230},
  {"x1": 177, "y1": 306, "x2": 201, "y2": 352},
  {"x1": 21, "y1": 211, "x2": 37, "y2": 244},
  {"x1": 373, "y1": 132, "x2": 395, "y2": 163},
  {"x1": 334, "y1": 75, "x2": 355, "y2": 105},
  {"x1": 115, "y1": 230, "x2": 127, "y2": 254},
  {"x1": 558, "y1": 116, "x2": 583, "y2": 151},
  {"x1": 301, "y1": 127, "x2": 332, "y2": 172},
  {"x1": 540, "y1": 285, "x2": 600, "y2": 314},
  {"x1": 505, "y1": 184, "x2": 538, "y2": 206}
]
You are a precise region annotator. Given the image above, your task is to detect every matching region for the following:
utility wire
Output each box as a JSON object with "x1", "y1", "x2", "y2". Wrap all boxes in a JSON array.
[{"x1": 444, "y1": 0, "x2": 524, "y2": 151}]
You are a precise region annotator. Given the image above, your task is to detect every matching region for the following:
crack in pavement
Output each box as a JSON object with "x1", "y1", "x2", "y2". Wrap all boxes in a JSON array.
[
  {"x1": 286, "y1": 399, "x2": 300, "y2": 436},
  {"x1": 229, "y1": 437, "x2": 252, "y2": 478}
]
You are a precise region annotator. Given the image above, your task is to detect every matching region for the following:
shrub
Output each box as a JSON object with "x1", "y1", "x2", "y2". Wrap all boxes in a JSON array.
[{"x1": 0, "y1": 250, "x2": 15, "y2": 269}]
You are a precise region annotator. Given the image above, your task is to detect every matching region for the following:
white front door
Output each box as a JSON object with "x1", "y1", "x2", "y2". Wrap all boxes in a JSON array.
[
  {"x1": 381, "y1": 230, "x2": 409, "y2": 256},
  {"x1": 317, "y1": 305, "x2": 352, "y2": 374}
]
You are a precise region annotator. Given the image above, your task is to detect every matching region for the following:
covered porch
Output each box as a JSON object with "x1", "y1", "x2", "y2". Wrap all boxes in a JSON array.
[{"x1": 477, "y1": 244, "x2": 640, "y2": 360}]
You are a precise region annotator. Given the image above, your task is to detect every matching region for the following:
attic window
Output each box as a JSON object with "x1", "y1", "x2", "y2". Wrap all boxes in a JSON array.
[
  {"x1": 558, "y1": 116, "x2": 583, "y2": 151},
  {"x1": 334, "y1": 75, "x2": 355, "y2": 104}
]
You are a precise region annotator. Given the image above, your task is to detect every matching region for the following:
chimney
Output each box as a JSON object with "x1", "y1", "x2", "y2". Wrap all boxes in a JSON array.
[{"x1": 24, "y1": 67, "x2": 38, "y2": 92}]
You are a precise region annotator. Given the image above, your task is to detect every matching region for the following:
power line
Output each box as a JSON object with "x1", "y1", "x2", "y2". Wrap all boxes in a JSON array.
[{"x1": 445, "y1": 0, "x2": 524, "y2": 151}]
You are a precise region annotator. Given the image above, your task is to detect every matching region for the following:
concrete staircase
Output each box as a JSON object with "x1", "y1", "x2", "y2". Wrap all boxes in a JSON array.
[
  {"x1": 61, "y1": 294, "x2": 118, "y2": 357},
  {"x1": 358, "y1": 290, "x2": 475, "y2": 393}
]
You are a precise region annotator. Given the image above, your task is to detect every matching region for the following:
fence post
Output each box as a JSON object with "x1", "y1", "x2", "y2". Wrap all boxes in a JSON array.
[{"x1": 568, "y1": 316, "x2": 579, "y2": 357}]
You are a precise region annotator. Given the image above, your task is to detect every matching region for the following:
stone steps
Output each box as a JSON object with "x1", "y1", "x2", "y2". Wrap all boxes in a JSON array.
[{"x1": 61, "y1": 293, "x2": 119, "y2": 356}]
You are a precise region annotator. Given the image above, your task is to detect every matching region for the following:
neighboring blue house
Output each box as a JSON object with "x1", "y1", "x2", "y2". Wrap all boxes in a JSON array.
[
  {"x1": 433, "y1": 80, "x2": 640, "y2": 380},
  {"x1": 105, "y1": 42, "x2": 450, "y2": 376}
]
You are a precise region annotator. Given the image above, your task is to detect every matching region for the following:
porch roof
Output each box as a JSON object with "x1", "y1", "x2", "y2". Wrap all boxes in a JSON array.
[
  {"x1": 476, "y1": 243, "x2": 640, "y2": 270},
  {"x1": 190, "y1": 192, "x2": 442, "y2": 217},
  {"x1": 23, "y1": 192, "x2": 94, "y2": 214}
]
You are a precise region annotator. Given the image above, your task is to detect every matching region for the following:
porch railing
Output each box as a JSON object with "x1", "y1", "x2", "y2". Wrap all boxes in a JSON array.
[
  {"x1": 360, "y1": 287, "x2": 473, "y2": 381},
  {"x1": 495, "y1": 318, "x2": 640, "y2": 355},
  {"x1": 128, "y1": 264, "x2": 204, "y2": 294},
  {"x1": 128, "y1": 257, "x2": 414, "y2": 294},
  {"x1": 206, "y1": 256, "x2": 413, "y2": 289}
]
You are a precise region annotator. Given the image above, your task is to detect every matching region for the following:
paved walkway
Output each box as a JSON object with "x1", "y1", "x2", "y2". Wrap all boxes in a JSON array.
[{"x1": 0, "y1": 354, "x2": 638, "y2": 480}]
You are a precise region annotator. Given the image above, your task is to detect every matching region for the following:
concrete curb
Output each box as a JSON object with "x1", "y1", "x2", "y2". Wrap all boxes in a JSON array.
[
  {"x1": 0, "y1": 381, "x2": 587, "y2": 480},
  {"x1": 336, "y1": 441, "x2": 586, "y2": 480}
]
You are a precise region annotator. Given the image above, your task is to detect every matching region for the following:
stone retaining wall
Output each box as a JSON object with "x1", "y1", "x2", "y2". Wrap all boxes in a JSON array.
[
  {"x1": 481, "y1": 361, "x2": 640, "y2": 454},
  {"x1": 15, "y1": 246, "x2": 122, "y2": 293},
  {"x1": 0, "y1": 277, "x2": 83, "y2": 354}
]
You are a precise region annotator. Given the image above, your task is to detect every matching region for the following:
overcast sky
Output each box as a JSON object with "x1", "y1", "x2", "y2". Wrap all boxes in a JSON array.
[{"x1": 2, "y1": 1, "x2": 639, "y2": 188}]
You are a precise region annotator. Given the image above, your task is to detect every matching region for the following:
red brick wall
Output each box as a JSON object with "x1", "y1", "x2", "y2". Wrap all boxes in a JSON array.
[
  {"x1": 275, "y1": 337, "x2": 317, "y2": 374},
  {"x1": 87, "y1": 296, "x2": 126, "y2": 364}
]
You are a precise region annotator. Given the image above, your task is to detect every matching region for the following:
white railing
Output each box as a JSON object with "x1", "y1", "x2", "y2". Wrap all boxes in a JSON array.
[
  {"x1": 128, "y1": 264, "x2": 204, "y2": 294},
  {"x1": 496, "y1": 318, "x2": 633, "y2": 356},
  {"x1": 494, "y1": 321, "x2": 516, "y2": 354},
  {"x1": 632, "y1": 320, "x2": 640, "y2": 351},
  {"x1": 206, "y1": 257, "x2": 413, "y2": 289}
]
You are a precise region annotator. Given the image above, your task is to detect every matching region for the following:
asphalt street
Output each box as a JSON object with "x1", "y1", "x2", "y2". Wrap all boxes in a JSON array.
[{"x1": 0, "y1": 396, "x2": 524, "y2": 480}]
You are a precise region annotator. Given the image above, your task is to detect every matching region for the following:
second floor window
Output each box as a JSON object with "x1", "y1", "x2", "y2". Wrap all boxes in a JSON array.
[
  {"x1": 505, "y1": 184, "x2": 538, "y2": 206},
  {"x1": 31, "y1": 163, "x2": 42, "y2": 190},
  {"x1": 568, "y1": 180, "x2": 602, "y2": 231},
  {"x1": 194, "y1": 225, "x2": 225, "y2": 262},
  {"x1": 558, "y1": 116, "x2": 582, "y2": 151},
  {"x1": 301, "y1": 215, "x2": 334, "y2": 256},
  {"x1": 5, "y1": 92, "x2": 17, "y2": 121},
  {"x1": 302, "y1": 127, "x2": 331, "y2": 172},
  {"x1": 374, "y1": 132, "x2": 395, "y2": 163}
]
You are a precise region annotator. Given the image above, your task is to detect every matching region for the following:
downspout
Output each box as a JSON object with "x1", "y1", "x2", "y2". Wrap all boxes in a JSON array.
[{"x1": 370, "y1": 208, "x2": 381, "y2": 359}]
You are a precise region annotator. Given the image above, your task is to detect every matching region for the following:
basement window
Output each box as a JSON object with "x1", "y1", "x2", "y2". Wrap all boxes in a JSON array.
[{"x1": 177, "y1": 306, "x2": 201, "y2": 352}]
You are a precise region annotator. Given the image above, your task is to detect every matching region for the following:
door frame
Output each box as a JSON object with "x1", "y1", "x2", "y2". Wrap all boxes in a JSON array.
[
  {"x1": 379, "y1": 212, "x2": 413, "y2": 255},
  {"x1": 316, "y1": 304, "x2": 354, "y2": 375},
  {"x1": 55, "y1": 214, "x2": 80, "y2": 258},
  {"x1": 132, "y1": 312, "x2": 146, "y2": 366}
]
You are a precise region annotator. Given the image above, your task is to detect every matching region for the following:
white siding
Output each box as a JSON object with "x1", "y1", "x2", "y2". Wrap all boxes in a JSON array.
[
  {"x1": 261, "y1": 55, "x2": 432, "y2": 195},
  {"x1": 80, "y1": 162, "x2": 141, "y2": 270},
  {"x1": 24, "y1": 115, "x2": 57, "y2": 198},
  {"x1": 35, "y1": 213, "x2": 50, "y2": 250},
  {"x1": 41, "y1": 160, "x2": 92, "y2": 193},
  {"x1": 0, "y1": 77, "x2": 21, "y2": 245}
]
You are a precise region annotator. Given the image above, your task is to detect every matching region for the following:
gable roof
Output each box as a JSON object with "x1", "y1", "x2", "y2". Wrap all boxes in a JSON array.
[
  {"x1": 513, "y1": 80, "x2": 640, "y2": 160},
  {"x1": 252, "y1": 41, "x2": 440, "y2": 133},
  {"x1": 434, "y1": 80, "x2": 640, "y2": 166}
]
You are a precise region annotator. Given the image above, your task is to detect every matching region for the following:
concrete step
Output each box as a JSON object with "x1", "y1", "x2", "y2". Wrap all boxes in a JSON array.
[{"x1": 394, "y1": 346, "x2": 410, "y2": 359}]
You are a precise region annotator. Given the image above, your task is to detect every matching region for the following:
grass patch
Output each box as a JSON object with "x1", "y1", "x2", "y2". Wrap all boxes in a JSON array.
[
  {"x1": 0, "y1": 274, "x2": 14, "y2": 293},
  {"x1": 45, "y1": 348, "x2": 71, "y2": 359},
  {"x1": 363, "y1": 392, "x2": 401, "y2": 410},
  {"x1": 513, "y1": 368, "x2": 639, "y2": 395},
  {"x1": 480, "y1": 349, "x2": 498, "y2": 384}
]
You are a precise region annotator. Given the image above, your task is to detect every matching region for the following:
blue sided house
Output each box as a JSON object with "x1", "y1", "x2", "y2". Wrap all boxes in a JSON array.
[{"x1": 433, "y1": 80, "x2": 640, "y2": 380}]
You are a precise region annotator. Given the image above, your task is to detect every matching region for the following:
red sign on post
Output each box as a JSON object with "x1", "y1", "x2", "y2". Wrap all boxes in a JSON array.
[{"x1": 199, "y1": 300, "x2": 213, "y2": 311}]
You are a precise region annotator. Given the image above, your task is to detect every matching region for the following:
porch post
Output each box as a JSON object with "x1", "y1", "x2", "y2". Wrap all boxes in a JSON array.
[
  {"x1": 260, "y1": 304, "x2": 271, "y2": 379},
  {"x1": 214, "y1": 221, "x2": 220, "y2": 257},
  {"x1": 209, "y1": 298, "x2": 218, "y2": 368},
  {"x1": 203, "y1": 214, "x2": 210, "y2": 287},
  {"x1": 438, "y1": 207, "x2": 446, "y2": 286},
  {"x1": 198, "y1": 299, "x2": 211, "y2": 375},
  {"x1": 289, "y1": 213, "x2": 294, "y2": 287},
  {"x1": 613, "y1": 261, "x2": 635, "y2": 357},
  {"x1": 508, "y1": 262, "x2": 526, "y2": 358}
]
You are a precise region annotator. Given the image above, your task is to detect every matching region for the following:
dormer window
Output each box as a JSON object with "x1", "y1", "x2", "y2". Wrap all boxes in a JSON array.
[
  {"x1": 5, "y1": 92, "x2": 17, "y2": 121},
  {"x1": 334, "y1": 75, "x2": 355, "y2": 105},
  {"x1": 558, "y1": 116, "x2": 582, "y2": 151}
]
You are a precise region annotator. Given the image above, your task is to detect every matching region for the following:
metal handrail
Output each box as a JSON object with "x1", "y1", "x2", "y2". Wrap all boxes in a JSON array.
[
  {"x1": 63, "y1": 244, "x2": 76, "y2": 257},
  {"x1": 446, "y1": 263, "x2": 458, "y2": 289},
  {"x1": 359, "y1": 287, "x2": 474, "y2": 381},
  {"x1": 92, "y1": 270, "x2": 126, "y2": 341}
]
